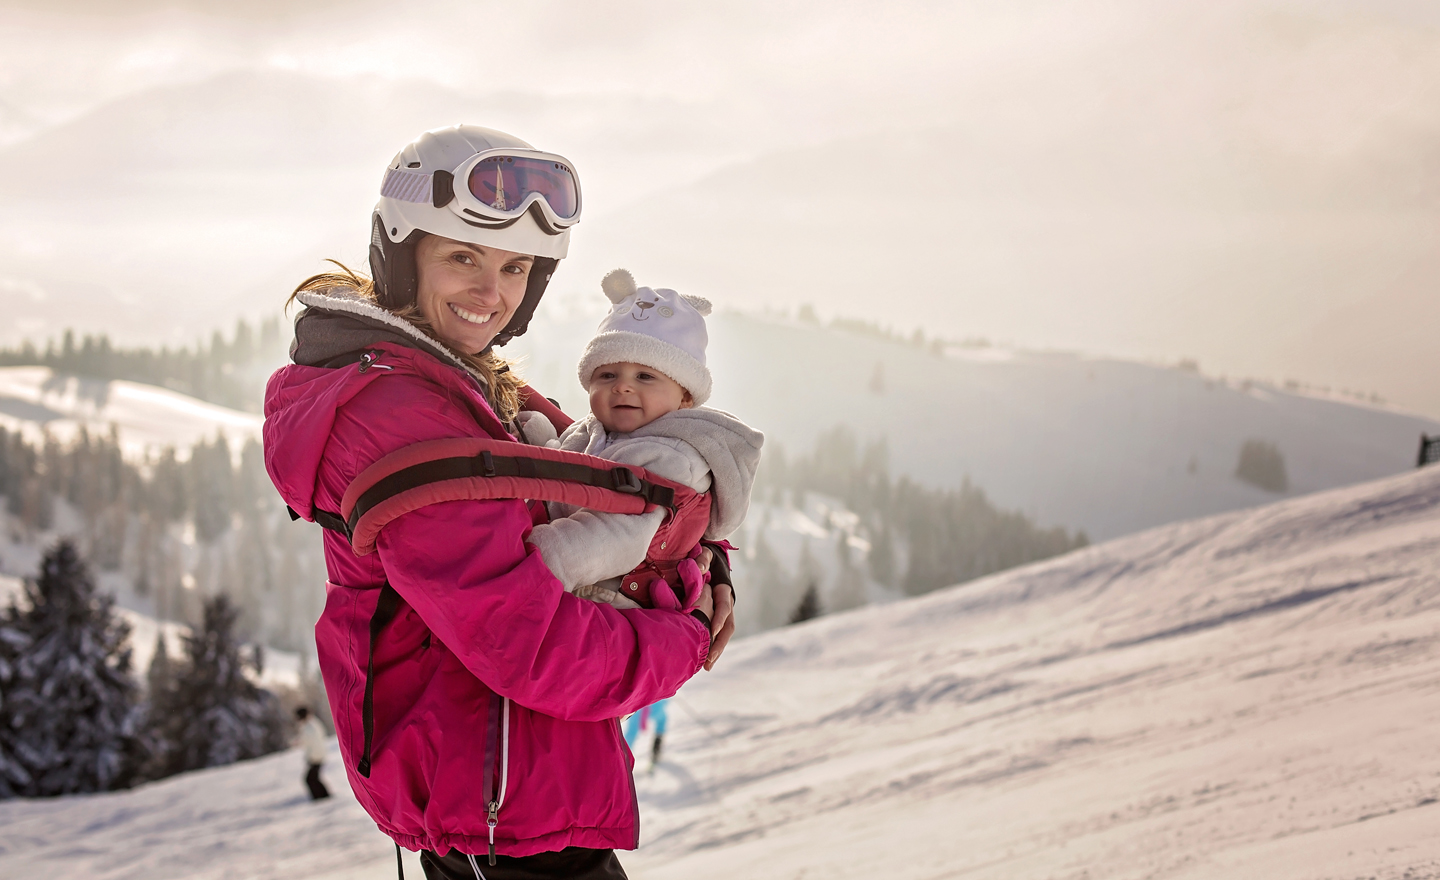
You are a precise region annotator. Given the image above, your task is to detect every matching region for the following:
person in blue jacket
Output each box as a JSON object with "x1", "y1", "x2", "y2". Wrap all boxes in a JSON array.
[{"x1": 624, "y1": 699, "x2": 670, "y2": 771}]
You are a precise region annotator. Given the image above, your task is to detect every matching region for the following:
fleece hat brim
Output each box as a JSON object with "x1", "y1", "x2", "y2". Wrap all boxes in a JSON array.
[{"x1": 577, "y1": 330, "x2": 713, "y2": 406}]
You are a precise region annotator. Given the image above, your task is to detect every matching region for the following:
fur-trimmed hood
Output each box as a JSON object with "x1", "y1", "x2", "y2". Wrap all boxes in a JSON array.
[{"x1": 290, "y1": 288, "x2": 491, "y2": 390}]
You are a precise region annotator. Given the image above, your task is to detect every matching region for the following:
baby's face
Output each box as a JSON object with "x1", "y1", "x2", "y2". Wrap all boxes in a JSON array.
[{"x1": 589, "y1": 362, "x2": 693, "y2": 433}]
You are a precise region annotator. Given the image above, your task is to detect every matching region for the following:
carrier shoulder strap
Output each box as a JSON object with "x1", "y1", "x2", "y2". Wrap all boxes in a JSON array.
[
  {"x1": 289, "y1": 351, "x2": 684, "y2": 551},
  {"x1": 303, "y1": 436, "x2": 685, "y2": 554}
]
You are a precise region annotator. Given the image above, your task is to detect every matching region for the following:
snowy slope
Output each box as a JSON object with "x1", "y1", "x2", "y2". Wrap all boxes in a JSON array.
[
  {"x1": 4, "y1": 466, "x2": 1440, "y2": 878},
  {"x1": 511, "y1": 310, "x2": 1440, "y2": 540},
  {"x1": 0, "y1": 366, "x2": 262, "y2": 459},
  {"x1": 626, "y1": 464, "x2": 1440, "y2": 880}
]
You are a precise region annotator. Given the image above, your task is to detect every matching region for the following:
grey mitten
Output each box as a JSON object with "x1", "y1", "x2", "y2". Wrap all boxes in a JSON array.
[
  {"x1": 574, "y1": 583, "x2": 642, "y2": 610},
  {"x1": 514, "y1": 411, "x2": 559, "y2": 446}
]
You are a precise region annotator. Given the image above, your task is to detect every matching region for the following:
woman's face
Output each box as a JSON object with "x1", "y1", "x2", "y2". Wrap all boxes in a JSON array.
[{"x1": 413, "y1": 235, "x2": 532, "y2": 354}]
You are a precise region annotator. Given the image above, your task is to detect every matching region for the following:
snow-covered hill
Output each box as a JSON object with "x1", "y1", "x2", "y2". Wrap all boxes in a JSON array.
[
  {"x1": 513, "y1": 310, "x2": 1440, "y2": 540},
  {"x1": 4, "y1": 465, "x2": 1439, "y2": 879},
  {"x1": 0, "y1": 366, "x2": 262, "y2": 459},
  {"x1": 626, "y1": 464, "x2": 1440, "y2": 879}
]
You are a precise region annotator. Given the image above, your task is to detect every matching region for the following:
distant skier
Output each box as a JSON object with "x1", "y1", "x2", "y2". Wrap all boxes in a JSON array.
[
  {"x1": 294, "y1": 706, "x2": 330, "y2": 800},
  {"x1": 624, "y1": 699, "x2": 670, "y2": 771}
]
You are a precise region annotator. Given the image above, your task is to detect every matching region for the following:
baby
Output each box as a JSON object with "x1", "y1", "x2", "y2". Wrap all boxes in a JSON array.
[{"x1": 522, "y1": 269, "x2": 763, "y2": 610}]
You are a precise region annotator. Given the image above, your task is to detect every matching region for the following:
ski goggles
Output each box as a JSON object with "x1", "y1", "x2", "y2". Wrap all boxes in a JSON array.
[{"x1": 380, "y1": 148, "x2": 582, "y2": 233}]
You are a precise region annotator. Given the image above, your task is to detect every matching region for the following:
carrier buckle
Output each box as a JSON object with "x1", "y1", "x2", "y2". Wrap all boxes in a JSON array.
[{"x1": 611, "y1": 467, "x2": 643, "y2": 494}]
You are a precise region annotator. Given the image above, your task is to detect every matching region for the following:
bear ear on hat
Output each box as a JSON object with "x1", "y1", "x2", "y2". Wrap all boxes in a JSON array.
[
  {"x1": 681, "y1": 294, "x2": 712, "y2": 317},
  {"x1": 601, "y1": 269, "x2": 637, "y2": 304}
]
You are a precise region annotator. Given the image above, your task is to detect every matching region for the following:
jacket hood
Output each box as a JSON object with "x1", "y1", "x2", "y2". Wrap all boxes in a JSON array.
[
  {"x1": 264, "y1": 290, "x2": 499, "y2": 520},
  {"x1": 291, "y1": 289, "x2": 490, "y2": 387}
]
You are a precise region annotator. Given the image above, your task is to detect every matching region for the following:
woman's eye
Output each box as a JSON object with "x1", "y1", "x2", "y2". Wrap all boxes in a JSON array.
[
  {"x1": 452, "y1": 253, "x2": 474, "y2": 265},
  {"x1": 503, "y1": 264, "x2": 527, "y2": 275}
]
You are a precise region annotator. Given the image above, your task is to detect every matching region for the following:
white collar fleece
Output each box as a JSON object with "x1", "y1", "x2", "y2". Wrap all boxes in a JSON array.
[{"x1": 295, "y1": 288, "x2": 491, "y2": 390}]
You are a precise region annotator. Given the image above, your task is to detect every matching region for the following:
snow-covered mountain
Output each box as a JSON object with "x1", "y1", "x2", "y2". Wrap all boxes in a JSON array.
[
  {"x1": 0, "y1": 366, "x2": 262, "y2": 459},
  {"x1": 3, "y1": 459, "x2": 1438, "y2": 879},
  {"x1": 513, "y1": 309, "x2": 1440, "y2": 540}
]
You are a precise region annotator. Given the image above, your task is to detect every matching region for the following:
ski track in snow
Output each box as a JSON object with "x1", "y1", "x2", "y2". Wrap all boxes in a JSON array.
[{"x1": 5, "y1": 469, "x2": 1440, "y2": 878}]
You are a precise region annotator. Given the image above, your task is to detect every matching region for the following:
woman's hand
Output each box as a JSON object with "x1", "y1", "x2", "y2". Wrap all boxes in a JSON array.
[
  {"x1": 691, "y1": 545, "x2": 736, "y2": 671},
  {"x1": 705, "y1": 582, "x2": 735, "y2": 671},
  {"x1": 695, "y1": 582, "x2": 715, "y2": 623}
]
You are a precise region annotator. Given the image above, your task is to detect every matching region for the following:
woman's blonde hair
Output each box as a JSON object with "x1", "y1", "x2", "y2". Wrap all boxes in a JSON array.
[{"x1": 288, "y1": 261, "x2": 526, "y2": 423}]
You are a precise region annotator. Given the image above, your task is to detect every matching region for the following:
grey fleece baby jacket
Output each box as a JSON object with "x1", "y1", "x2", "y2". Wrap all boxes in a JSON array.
[{"x1": 523, "y1": 406, "x2": 764, "y2": 595}]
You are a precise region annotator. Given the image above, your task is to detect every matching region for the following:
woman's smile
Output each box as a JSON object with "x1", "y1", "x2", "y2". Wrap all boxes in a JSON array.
[{"x1": 449, "y1": 303, "x2": 495, "y2": 326}]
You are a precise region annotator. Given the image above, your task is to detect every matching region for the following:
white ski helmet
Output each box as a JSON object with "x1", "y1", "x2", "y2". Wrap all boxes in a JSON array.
[{"x1": 369, "y1": 124, "x2": 583, "y2": 347}]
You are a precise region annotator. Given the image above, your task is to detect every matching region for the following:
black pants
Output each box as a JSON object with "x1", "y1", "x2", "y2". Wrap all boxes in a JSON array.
[
  {"x1": 418, "y1": 846, "x2": 627, "y2": 880},
  {"x1": 305, "y1": 763, "x2": 330, "y2": 800}
]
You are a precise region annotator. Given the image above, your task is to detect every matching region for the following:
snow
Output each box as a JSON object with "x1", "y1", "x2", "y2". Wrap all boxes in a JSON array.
[
  {"x1": 4, "y1": 465, "x2": 1440, "y2": 877},
  {"x1": 0, "y1": 366, "x2": 262, "y2": 460}
]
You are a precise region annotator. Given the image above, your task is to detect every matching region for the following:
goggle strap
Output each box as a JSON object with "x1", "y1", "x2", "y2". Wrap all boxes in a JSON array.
[{"x1": 380, "y1": 168, "x2": 432, "y2": 204}]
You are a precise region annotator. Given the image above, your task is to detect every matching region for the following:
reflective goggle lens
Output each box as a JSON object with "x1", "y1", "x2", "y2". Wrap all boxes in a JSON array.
[{"x1": 467, "y1": 156, "x2": 579, "y2": 220}]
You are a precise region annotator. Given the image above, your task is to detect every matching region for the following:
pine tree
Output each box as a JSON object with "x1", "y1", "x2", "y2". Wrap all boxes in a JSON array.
[
  {"x1": 789, "y1": 584, "x2": 822, "y2": 625},
  {"x1": 867, "y1": 524, "x2": 897, "y2": 587},
  {"x1": 146, "y1": 631, "x2": 173, "y2": 698},
  {"x1": 144, "y1": 594, "x2": 285, "y2": 779},
  {"x1": 831, "y1": 535, "x2": 867, "y2": 612},
  {"x1": 1235, "y1": 439, "x2": 1288, "y2": 493},
  {"x1": 0, "y1": 541, "x2": 143, "y2": 798}
]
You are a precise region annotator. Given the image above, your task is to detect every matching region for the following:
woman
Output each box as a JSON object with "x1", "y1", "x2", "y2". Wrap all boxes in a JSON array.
[{"x1": 264, "y1": 125, "x2": 735, "y2": 880}]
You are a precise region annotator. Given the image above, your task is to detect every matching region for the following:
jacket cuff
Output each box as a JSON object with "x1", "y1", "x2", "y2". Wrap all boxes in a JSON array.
[{"x1": 701, "y1": 540, "x2": 733, "y2": 603}]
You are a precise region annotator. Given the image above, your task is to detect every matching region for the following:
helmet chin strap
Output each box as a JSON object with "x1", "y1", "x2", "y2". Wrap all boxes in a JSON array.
[{"x1": 487, "y1": 256, "x2": 558, "y2": 352}]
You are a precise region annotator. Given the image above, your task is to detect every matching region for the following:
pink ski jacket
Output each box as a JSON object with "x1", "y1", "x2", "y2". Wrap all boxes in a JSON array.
[{"x1": 263, "y1": 296, "x2": 710, "y2": 858}]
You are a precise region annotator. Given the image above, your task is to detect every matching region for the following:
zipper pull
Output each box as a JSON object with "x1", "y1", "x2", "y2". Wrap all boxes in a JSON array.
[
  {"x1": 487, "y1": 800, "x2": 499, "y2": 866},
  {"x1": 357, "y1": 351, "x2": 393, "y2": 373}
]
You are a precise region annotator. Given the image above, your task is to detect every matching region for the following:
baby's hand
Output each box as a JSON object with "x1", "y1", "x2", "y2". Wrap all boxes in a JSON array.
[
  {"x1": 514, "y1": 411, "x2": 559, "y2": 446},
  {"x1": 647, "y1": 547, "x2": 711, "y2": 612}
]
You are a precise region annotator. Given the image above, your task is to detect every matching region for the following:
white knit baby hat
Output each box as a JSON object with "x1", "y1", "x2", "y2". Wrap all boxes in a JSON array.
[{"x1": 576, "y1": 269, "x2": 713, "y2": 405}]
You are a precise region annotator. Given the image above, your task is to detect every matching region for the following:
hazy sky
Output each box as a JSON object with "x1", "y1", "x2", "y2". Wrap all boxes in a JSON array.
[{"x1": 1, "y1": 0, "x2": 1436, "y2": 413}]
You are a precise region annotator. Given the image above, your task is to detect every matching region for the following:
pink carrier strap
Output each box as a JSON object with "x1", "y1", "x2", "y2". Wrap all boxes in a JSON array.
[{"x1": 294, "y1": 435, "x2": 689, "y2": 556}]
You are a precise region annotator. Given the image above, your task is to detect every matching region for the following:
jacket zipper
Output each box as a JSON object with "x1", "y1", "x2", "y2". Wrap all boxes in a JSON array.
[
  {"x1": 617, "y1": 716, "x2": 641, "y2": 848},
  {"x1": 485, "y1": 696, "x2": 510, "y2": 865}
]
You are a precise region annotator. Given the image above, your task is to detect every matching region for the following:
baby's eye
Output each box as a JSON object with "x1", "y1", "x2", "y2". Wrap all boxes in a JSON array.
[{"x1": 637, "y1": 372, "x2": 655, "y2": 380}]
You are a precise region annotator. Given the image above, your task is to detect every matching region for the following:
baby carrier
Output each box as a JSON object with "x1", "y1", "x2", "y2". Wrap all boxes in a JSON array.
[{"x1": 293, "y1": 379, "x2": 711, "y2": 608}]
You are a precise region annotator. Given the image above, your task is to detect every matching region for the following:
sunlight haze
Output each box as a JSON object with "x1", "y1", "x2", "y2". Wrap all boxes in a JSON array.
[{"x1": 0, "y1": 0, "x2": 1435, "y2": 413}]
